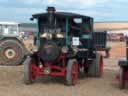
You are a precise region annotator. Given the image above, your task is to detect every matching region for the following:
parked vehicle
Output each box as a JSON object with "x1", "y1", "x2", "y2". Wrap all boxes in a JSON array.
[
  {"x1": 24, "y1": 7, "x2": 106, "y2": 85},
  {"x1": 0, "y1": 22, "x2": 28, "y2": 65}
]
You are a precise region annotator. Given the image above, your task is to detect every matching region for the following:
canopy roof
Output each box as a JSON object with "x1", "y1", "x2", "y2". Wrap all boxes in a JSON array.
[{"x1": 32, "y1": 12, "x2": 93, "y2": 19}]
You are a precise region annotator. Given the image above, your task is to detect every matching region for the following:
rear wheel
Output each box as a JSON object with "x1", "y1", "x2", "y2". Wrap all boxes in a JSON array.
[
  {"x1": 66, "y1": 59, "x2": 78, "y2": 86},
  {"x1": 24, "y1": 56, "x2": 36, "y2": 84},
  {"x1": 88, "y1": 53, "x2": 103, "y2": 77},
  {"x1": 119, "y1": 67, "x2": 125, "y2": 89},
  {"x1": 0, "y1": 39, "x2": 25, "y2": 65}
]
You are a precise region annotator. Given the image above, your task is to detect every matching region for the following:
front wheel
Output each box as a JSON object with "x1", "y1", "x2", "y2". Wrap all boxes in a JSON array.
[
  {"x1": 66, "y1": 59, "x2": 78, "y2": 86},
  {"x1": 24, "y1": 56, "x2": 36, "y2": 84}
]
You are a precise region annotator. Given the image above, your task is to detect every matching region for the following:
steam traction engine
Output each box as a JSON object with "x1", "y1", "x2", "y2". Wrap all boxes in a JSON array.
[{"x1": 24, "y1": 7, "x2": 106, "y2": 85}]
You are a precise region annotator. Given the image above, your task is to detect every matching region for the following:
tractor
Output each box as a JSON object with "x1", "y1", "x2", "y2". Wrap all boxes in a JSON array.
[
  {"x1": 0, "y1": 22, "x2": 27, "y2": 65},
  {"x1": 118, "y1": 40, "x2": 128, "y2": 89},
  {"x1": 24, "y1": 7, "x2": 106, "y2": 85}
]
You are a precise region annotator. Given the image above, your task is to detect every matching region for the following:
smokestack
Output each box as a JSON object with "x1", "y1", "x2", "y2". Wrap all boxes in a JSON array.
[
  {"x1": 47, "y1": 7, "x2": 56, "y2": 13},
  {"x1": 47, "y1": 7, "x2": 56, "y2": 29}
]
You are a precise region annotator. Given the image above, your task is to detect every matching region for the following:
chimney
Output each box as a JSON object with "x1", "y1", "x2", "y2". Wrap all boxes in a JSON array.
[{"x1": 47, "y1": 7, "x2": 56, "y2": 13}]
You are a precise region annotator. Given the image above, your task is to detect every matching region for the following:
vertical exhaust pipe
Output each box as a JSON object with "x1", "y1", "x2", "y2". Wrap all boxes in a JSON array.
[{"x1": 47, "y1": 7, "x2": 56, "y2": 28}]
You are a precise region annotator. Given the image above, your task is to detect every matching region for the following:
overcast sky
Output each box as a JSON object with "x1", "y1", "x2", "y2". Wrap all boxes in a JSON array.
[{"x1": 0, "y1": 0, "x2": 128, "y2": 22}]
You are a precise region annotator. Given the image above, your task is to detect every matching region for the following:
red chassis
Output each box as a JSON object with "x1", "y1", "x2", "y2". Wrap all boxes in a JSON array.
[
  {"x1": 27, "y1": 53, "x2": 78, "y2": 85},
  {"x1": 24, "y1": 52, "x2": 103, "y2": 85}
]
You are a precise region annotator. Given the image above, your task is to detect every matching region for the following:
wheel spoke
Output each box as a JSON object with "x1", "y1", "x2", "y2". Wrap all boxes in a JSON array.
[
  {"x1": 72, "y1": 63, "x2": 78, "y2": 84},
  {"x1": 66, "y1": 59, "x2": 78, "y2": 85},
  {"x1": 29, "y1": 60, "x2": 36, "y2": 81}
]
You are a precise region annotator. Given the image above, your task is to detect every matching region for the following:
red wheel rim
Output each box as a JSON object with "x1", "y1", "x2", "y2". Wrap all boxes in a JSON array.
[
  {"x1": 29, "y1": 60, "x2": 36, "y2": 81},
  {"x1": 72, "y1": 63, "x2": 78, "y2": 85},
  {"x1": 99, "y1": 56, "x2": 103, "y2": 76}
]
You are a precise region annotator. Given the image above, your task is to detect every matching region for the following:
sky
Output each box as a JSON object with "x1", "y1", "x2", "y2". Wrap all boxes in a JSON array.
[{"x1": 0, "y1": 0, "x2": 128, "y2": 23}]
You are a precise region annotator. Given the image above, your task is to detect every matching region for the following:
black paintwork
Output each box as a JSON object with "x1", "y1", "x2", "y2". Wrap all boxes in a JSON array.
[{"x1": 32, "y1": 7, "x2": 106, "y2": 61}]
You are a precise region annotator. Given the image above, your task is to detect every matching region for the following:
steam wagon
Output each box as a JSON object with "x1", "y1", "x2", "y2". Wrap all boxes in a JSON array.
[
  {"x1": 24, "y1": 7, "x2": 106, "y2": 85},
  {"x1": 118, "y1": 40, "x2": 128, "y2": 89}
]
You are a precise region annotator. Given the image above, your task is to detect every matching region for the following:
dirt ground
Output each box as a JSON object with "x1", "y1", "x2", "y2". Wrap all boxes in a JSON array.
[
  {"x1": 0, "y1": 40, "x2": 128, "y2": 96},
  {"x1": 108, "y1": 42, "x2": 126, "y2": 58}
]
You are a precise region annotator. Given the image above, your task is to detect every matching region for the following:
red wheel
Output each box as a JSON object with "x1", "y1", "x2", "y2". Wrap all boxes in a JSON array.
[
  {"x1": 24, "y1": 56, "x2": 36, "y2": 84},
  {"x1": 72, "y1": 63, "x2": 78, "y2": 85},
  {"x1": 88, "y1": 53, "x2": 103, "y2": 77},
  {"x1": 29, "y1": 60, "x2": 36, "y2": 81},
  {"x1": 99, "y1": 56, "x2": 103, "y2": 77},
  {"x1": 66, "y1": 59, "x2": 78, "y2": 85}
]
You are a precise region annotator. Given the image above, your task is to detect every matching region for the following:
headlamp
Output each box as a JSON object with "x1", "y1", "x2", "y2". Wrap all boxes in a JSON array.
[
  {"x1": 56, "y1": 33, "x2": 64, "y2": 38},
  {"x1": 33, "y1": 46, "x2": 38, "y2": 52},
  {"x1": 40, "y1": 33, "x2": 52, "y2": 39}
]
